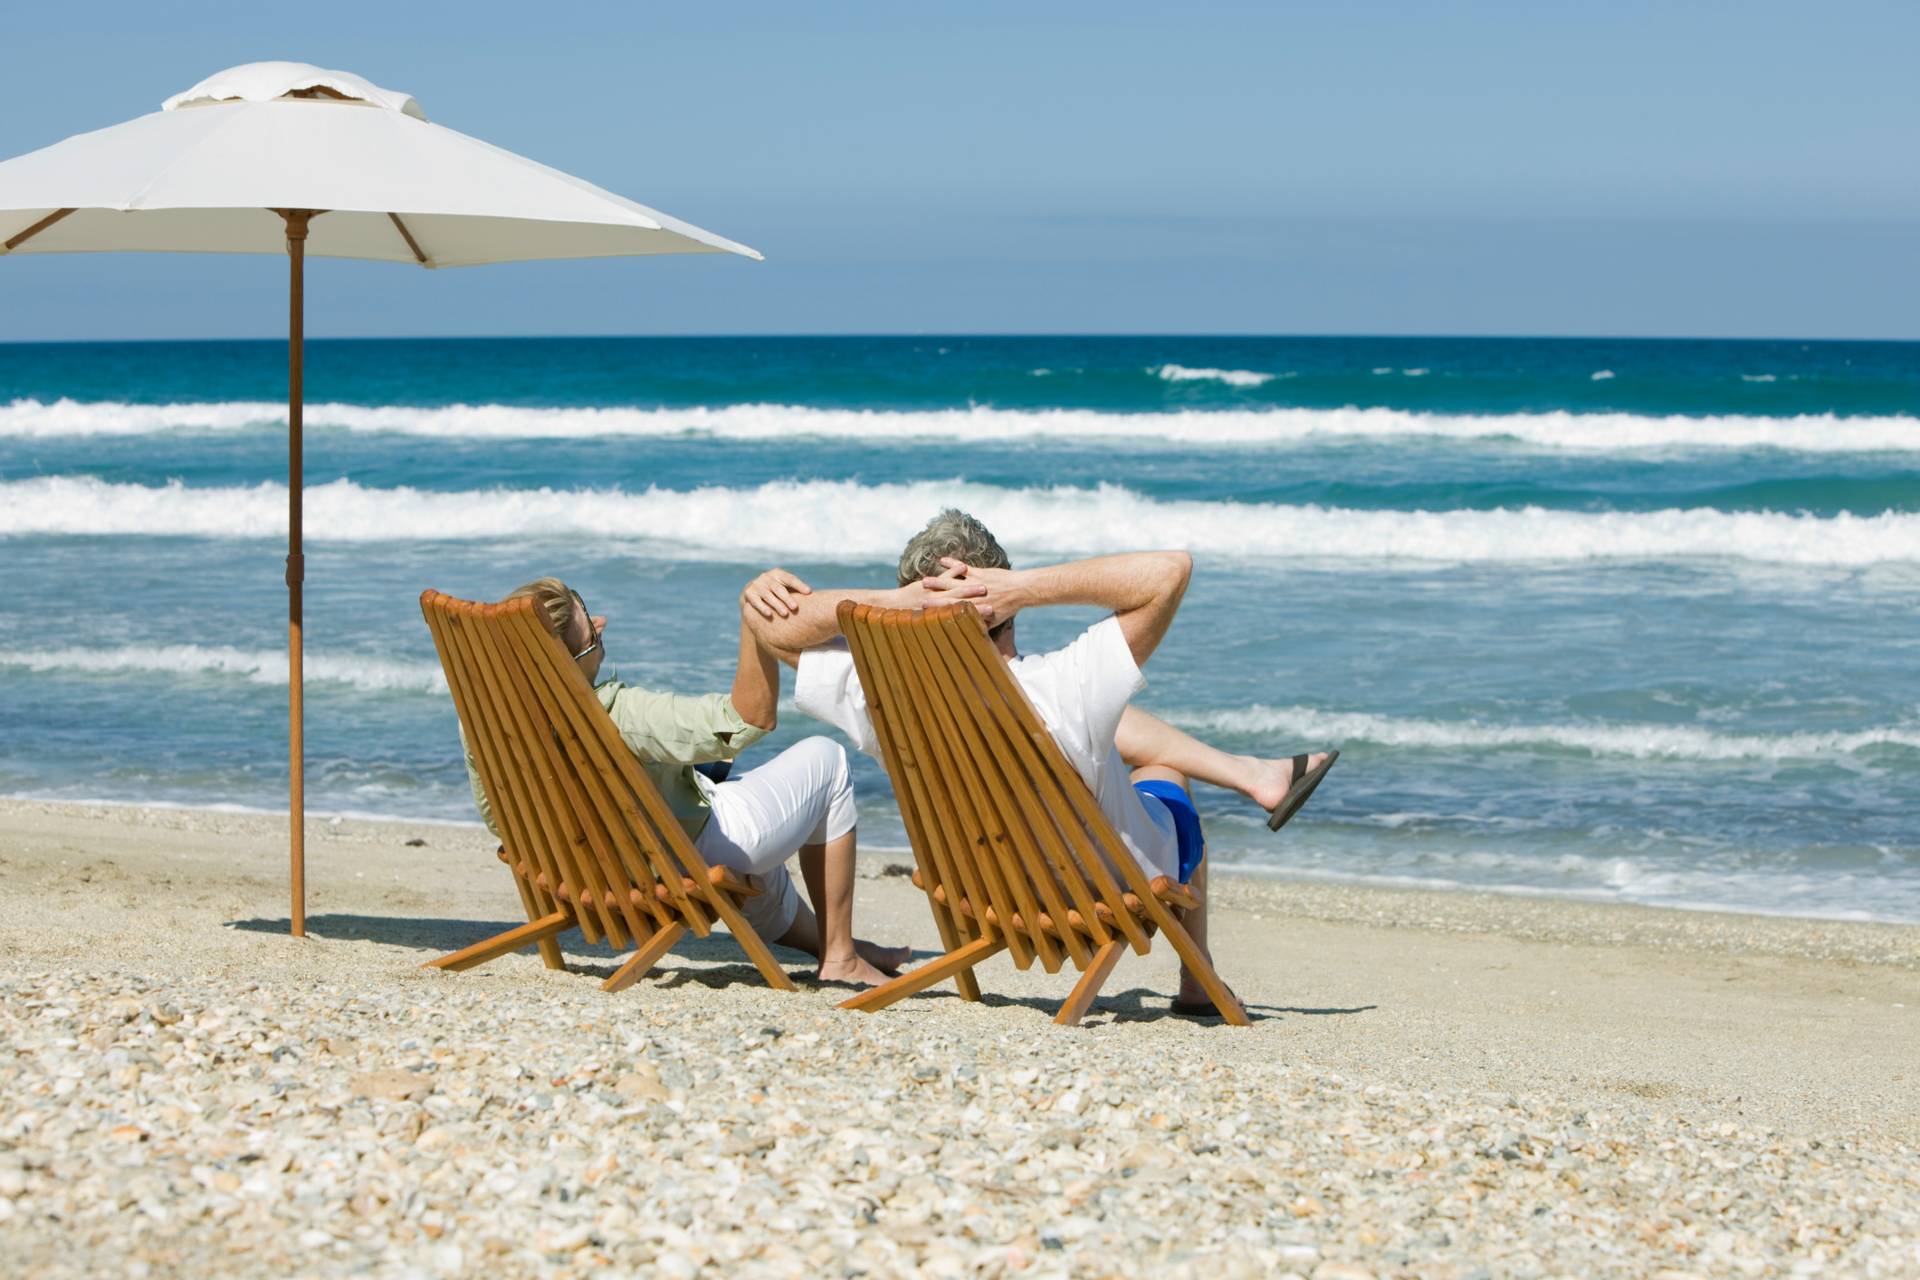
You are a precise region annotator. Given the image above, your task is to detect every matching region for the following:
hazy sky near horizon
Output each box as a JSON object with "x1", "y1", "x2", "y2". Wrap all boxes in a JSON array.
[{"x1": 1, "y1": 1, "x2": 1914, "y2": 341}]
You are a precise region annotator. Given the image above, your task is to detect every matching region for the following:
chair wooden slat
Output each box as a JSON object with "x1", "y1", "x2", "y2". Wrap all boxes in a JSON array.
[
  {"x1": 836, "y1": 601, "x2": 1247, "y2": 1026},
  {"x1": 841, "y1": 608, "x2": 985, "y2": 1004},
  {"x1": 501, "y1": 607, "x2": 715, "y2": 933},
  {"x1": 496, "y1": 606, "x2": 669, "y2": 943},
  {"x1": 853, "y1": 604, "x2": 1036, "y2": 971},
  {"x1": 882, "y1": 613, "x2": 1053, "y2": 969},
  {"x1": 847, "y1": 604, "x2": 993, "y2": 942},
  {"x1": 496, "y1": 609, "x2": 678, "y2": 933},
  {"x1": 896, "y1": 615, "x2": 1075, "y2": 971},
  {"x1": 926, "y1": 610, "x2": 1115, "y2": 946},
  {"x1": 920, "y1": 612, "x2": 1111, "y2": 956},
  {"x1": 426, "y1": 608, "x2": 565, "y2": 973},
  {"x1": 464, "y1": 601, "x2": 626, "y2": 947},
  {"x1": 936, "y1": 609, "x2": 1155, "y2": 955},
  {"x1": 417, "y1": 590, "x2": 796, "y2": 995},
  {"x1": 426, "y1": 602, "x2": 565, "y2": 929},
  {"x1": 434, "y1": 599, "x2": 601, "y2": 944},
  {"x1": 483, "y1": 602, "x2": 652, "y2": 946},
  {"x1": 424, "y1": 602, "x2": 560, "y2": 932}
]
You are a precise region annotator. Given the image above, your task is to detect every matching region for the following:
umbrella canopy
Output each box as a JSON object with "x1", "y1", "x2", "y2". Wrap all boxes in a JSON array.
[
  {"x1": 0, "y1": 61, "x2": 760, "y2": 264},
  {"x1": 0, "y1": 62, "x2": 760, "y2": 936}
]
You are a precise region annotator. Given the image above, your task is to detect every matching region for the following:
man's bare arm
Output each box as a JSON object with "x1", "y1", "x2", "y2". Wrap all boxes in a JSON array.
[{"x1": 926, "y1": 551, "x2": 1192, "y2": 666}]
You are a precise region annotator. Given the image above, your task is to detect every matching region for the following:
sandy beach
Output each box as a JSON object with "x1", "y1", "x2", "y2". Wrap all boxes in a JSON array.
[{"x1": 0, "y1": 797, "x2": 1914, "y2": 1277}]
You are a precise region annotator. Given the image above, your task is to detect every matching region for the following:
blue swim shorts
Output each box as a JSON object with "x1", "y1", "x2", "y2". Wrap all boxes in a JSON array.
[{"x1": 1132, "y1": 779, "x2": 1205, "y2": 884}]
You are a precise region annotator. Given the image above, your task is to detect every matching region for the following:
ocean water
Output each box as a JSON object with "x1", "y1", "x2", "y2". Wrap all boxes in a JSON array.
[{"x1": 2, "y1": 335, "x2": 1917, "y2": 922}]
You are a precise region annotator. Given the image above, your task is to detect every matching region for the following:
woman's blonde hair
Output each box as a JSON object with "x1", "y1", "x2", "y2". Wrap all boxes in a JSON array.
[{"x1": 503, "y1": 576, "x2": 575, "y2": 641}]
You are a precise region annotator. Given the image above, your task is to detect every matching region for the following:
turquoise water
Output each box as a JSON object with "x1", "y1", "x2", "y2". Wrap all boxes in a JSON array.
[{"x1": 2, "y1": 335, "x2": 1917, "y2": 921}]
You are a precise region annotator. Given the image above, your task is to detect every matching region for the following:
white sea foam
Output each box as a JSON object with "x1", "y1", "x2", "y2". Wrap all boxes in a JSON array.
[
  {"x1": 1151, "y1": 363, "x2": 1276, "y2": 387},
  {"x1": 4, "y1": 475, "x2": 1919, "y2": 567},
  {"x1": 1590, "y1": 370, "x2": 1615, "y2": 381},
  {"x1": 0, "y1": 645, "x2": 447, "y2": 695},
  {"x1": 1168, "y1": 704, "x2": 1920, "y2": 761},
  {"x1": 1742, "y1": 374, "x2": 1778, "y2": 383},
  {"x1": 1209, "y1": 853, "x2": 1913, "y2": 924},
  {"x1": 5, "y1": 396, "x2": 1914, "y2": 454}
]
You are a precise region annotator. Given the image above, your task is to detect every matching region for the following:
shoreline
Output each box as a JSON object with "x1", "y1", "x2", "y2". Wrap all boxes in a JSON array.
[
  {"x1": 3, "y1": 795, "x2": 1916, "y2": 1274},
  {"x1": 3, "y1": 794, "x2": 1913, "y2": 1115},
  {"x1": 8, "y1": 791, "x2": 1917, "y2": 938}
]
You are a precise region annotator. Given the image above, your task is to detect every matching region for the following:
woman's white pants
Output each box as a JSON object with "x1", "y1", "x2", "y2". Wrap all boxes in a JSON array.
[{"x1": 694, "y1": 736, "x2": 857, "y2": 941}]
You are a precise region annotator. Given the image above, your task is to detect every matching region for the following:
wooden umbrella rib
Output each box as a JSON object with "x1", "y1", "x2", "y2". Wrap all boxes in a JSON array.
[
  {"x1": 388, "y1": 212, "x2": 430, "y2": 264},
  {"x1": 4, "y1": 208, "x2": 76, "y2": 252}
]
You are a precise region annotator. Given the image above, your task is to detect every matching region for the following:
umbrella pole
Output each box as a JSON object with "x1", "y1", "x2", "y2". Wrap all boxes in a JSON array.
[{"x1": 283, "y1": 210, "x2": 312, "y2": 938}]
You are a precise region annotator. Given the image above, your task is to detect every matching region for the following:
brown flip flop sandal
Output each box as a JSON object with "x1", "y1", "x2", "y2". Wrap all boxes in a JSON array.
[{"x1": 1266, "y1": 748, "x2": 1339, "y2": 832}]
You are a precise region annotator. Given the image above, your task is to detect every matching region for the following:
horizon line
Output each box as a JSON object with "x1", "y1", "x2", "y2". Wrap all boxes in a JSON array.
[{"x1": 2, "y1": 332, "x2": 1917, "y2": 347}]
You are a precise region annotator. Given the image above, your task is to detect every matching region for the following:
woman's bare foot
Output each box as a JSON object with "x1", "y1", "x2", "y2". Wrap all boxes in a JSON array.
[
  {"x1": 1242, "y1": 751, "x2": 1333, "y2": 812},
  {"x1": 855, "y1": 938, "x2": 912, "y2": 974},
  {"x1": 817, "y1": 952, "x2": 895, "y2": 987}
]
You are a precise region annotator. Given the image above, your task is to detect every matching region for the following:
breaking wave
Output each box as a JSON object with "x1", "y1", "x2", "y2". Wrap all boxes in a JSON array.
[
  {"x1": 1169, "y1": 704, "x2": 1920, "y2": 761},
  {"x1": 5, "y1": 397, "x2": 1920, "y2": 453},
  {"x1": 1151, "y1": 364, "x2": 1277, "y2": 387},
  {"x1": 3, "y1": 475, "x2": 1919, "y2": 566},
  {"x1": 0, "y1": 645, "x2": 447, "y2": 695}
]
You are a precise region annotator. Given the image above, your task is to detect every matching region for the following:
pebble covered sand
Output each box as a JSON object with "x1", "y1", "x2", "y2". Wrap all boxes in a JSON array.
[{"x1": 2, "y1": 799, "x2": 1917, "y2": 1277}]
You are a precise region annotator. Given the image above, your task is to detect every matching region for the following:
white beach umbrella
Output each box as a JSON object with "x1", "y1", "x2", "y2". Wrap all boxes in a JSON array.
[{"x1": 0, "y1": 62, "x2": 761, "y2": 937}]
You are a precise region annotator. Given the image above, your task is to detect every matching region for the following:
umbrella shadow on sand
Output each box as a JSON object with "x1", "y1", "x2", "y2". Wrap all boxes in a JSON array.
[{"x1": 225, "y1": 912, "x2": 816, "y2": 980}]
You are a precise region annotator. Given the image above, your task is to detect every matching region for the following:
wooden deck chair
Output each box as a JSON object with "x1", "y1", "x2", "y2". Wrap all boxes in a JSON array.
[
  {"x1": 416, "y1": 590, "x2": 797, "y2": 995},
  {"x1": 834, "y1": 601, "x2": 1248, "y2": 1026}
]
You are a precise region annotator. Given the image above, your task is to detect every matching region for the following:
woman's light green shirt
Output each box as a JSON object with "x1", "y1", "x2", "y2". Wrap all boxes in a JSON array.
[{"x1": 462, "y1": 681, "x2": 767, "y2": 842}]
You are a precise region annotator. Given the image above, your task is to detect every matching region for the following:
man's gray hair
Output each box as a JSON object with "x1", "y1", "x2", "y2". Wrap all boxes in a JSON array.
[{"x1": 896, "y1": 509, "x2": 1011, "y2": 587}]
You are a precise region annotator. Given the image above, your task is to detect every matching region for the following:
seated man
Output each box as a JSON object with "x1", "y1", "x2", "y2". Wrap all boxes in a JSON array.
[
  {"x1": 738, "y1": 511, "x2": 1336, "y2": 1014},
  {"x1": 461, "y1": 574, "x2": 906, "y2": 987}
]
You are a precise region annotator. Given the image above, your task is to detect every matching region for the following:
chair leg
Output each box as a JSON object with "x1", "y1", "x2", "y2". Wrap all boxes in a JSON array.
[
  {"x1": 928, "y1": 897, "x2": 983, "y2": 1002},
  {"x1": 602, "y1": 922, "x2": 687, "y2": 994},
  {"x1": 1154, "y1": 913, "x2": 1250, "y2": 1026},
  {"x1": 954, "y1": 966, "x2": 983, "y2": 1003},
  {"x1": 424, "y1": 911, "x2": 574, "y2": 972},
  {"x1": 705, "y1": 889, "x2": 800, "y2": 992},
  {"x1": 1054, "y1": 938, "x2": 1125, "y2": 1027},
  {"x1": 840, "y1": 935, "x2": 1007, "y2": 1013},
  {"x1": 511, "y1": 869, "x2": 567, "y2": 971}
]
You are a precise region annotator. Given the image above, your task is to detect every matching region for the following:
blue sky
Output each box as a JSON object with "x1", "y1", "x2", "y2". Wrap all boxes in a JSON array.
[{"x1": 1, "y1": 1, "x2": 1915, "y2": 340}]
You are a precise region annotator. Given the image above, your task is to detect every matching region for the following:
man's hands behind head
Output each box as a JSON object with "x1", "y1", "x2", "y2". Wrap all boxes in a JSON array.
[{"x1": 916, "y1": 557, "x2": 1016, "y2": 628}]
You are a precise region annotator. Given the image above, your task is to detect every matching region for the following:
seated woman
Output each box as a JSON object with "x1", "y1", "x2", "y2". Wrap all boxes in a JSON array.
[{"x1": 461, "y1": 573, "x2": 906, "y2": 987}]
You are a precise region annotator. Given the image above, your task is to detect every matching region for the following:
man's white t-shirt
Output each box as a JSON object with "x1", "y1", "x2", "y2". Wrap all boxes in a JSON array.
[{"x1": 793, "y1": 615, "x2": 1181, "y2": 879}]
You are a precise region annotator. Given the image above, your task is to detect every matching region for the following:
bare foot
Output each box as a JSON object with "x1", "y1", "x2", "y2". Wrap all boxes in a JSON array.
[
  {"x1": 855, "y1": 938, "x2": 912, "y2": 974},
  {"x1": 1243, "y1": 751, "x2": 1332, "y2": 812},
  {"x1": 1175, "y1": 963, "x2": 1238, "y2": 1013},
  {"x1": 1176, "y1": 973, "x2": 1218, "y2": 1005},
  {"x1": 817, "y1": 953, "x2": 895, "y2": 988}
]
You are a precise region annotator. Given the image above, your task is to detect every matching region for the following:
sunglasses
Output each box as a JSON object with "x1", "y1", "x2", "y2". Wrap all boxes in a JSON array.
[{"x1": 569, "y1": 589, "x2": 603, "y2": 661}]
